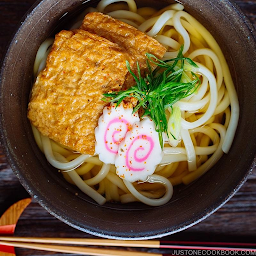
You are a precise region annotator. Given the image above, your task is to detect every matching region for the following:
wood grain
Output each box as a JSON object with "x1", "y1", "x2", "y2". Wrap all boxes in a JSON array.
[
  {"x1": 0, "y1": 198, "x2": 31, "y2": 226},
  {"x1": 0, "y1": 0, "x2": 256, "y2": 256}
]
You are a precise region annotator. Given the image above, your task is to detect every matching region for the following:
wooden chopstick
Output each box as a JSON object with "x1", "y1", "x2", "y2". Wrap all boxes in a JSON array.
[
  {"x1": 0, "y1": 236, "x2": 256, "y2": 255},
  {"x1": 0, "y1": 240, "x2": 162, "y2": 256},
  {"x1": 0, "y1": 236, "x2": 159, "y2": 248}
]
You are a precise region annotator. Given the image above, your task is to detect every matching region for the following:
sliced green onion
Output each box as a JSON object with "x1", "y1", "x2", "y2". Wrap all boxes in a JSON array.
[{"x1": 167, "y1": 106, "x2": 182, "y2": 147}]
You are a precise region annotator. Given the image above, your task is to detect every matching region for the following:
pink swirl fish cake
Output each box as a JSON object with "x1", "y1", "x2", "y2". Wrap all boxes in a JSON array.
[
  {"x1": 95, "y1": 103, "x2": 139, "y2": 164},
  {"x1": 115, "y1": 118, "x2": 163, "y2": 182}
]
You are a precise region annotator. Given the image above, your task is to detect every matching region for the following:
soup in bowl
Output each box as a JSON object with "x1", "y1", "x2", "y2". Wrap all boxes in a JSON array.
[{"x1": 0, "y1": 0, "x2": 256, "y2": 239}]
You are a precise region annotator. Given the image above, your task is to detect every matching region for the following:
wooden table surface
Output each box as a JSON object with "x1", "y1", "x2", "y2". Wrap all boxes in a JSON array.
[{"x1": 0, "y1": 0, "x2": 256, "y2": 255}]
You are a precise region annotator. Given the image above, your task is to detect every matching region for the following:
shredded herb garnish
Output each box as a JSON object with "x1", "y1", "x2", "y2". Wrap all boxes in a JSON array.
[{"x1": 102, "y1": 46, "x2": 201, "y2": 147}]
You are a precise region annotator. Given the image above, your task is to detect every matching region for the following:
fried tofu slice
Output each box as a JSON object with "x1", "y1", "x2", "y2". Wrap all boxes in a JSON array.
[
  {"x1": 28, "y1": 29, "x2": 131, "y2": 155},
  {"x1": 80, "y1": 12, "x2": 166, "y2": 89}
]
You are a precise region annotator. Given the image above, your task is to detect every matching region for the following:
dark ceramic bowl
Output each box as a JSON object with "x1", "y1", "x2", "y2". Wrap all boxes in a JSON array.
[{"x1": 0, "y1": 0, "x2": 256, "y2": 239}]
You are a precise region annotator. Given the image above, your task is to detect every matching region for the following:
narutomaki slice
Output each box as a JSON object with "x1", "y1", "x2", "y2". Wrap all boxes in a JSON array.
[
  {"x1": 115, "y1": 118, "x2": 163, "y2": 182},
  {"x1": 95, "y1": 103, "x2": 139, "y2": 164}
]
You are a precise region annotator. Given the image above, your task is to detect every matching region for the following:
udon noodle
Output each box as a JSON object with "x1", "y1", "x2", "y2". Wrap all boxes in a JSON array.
[{"x1": 31, "y1": 0, "x2": 239, "y2": 206}]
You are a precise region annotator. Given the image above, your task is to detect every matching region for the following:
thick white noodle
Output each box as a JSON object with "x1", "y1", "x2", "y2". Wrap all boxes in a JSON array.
[
  {"x1": 163, "y1": 51, "x2": 180, "y2": 59},
  {"x1": 97, "y1": 0, "x2": 137, "y2": 13},
  {"x1": 84, "y1": 164, "x2": 110, "y2": 186},
  {"x1": 173, "y1": 11, "x2": 190, "y2": 54},
  {"x1": 163, "y1": 145, "x2": 217, "y2": 157},
  {"x1": 164, "y1": 125, "x2": 220, "y2": 157},
  {"x1": 168, "y1": 3, "x2": 184, "y2": 11},
  {"x1": 163, "y1": 147, "x2": 186, "y2": 154},
  {"x1": 161, "y1": 154, "x2": 187, "y2": 165},
  {"x1": 195, "y1": 145, "x2": 218, "y2": 155},
  {"x1": 189, "y1": 76, "x2": 208, "y2": 101},
  {"x1": 181, "y1": 20, "x2": 202, "y2": 41},
  {"x1": 138, "y1": 16, "x2": 159, "y2": 32},
  {"x1": 190, "y1": 126, "x2": 220, "y2": 144},
  {"x1": 163, "y1": 125, "x2": 221, "y2": 166},
  {"x1": 118, "y1": 19, "x2": 139, "y2": 27},
  {"x1": 107, "y1": 10, "x2": 145, "y2": 23},
  {"x1": 214, "y1": 90, "x2": 230, "y2": 115},
  {"x1": 85, "y1": 157, "x2": 103, "y2": 165},
  {"x1": 175, "y1": 94, "x2": 210, "y2": 111},
  {"x1": 146, "y1": 10, "x2": 175, "y2": 37},
  {"x1": 188, "y1": 48, "x2": 223, "y2": 90},
  {"x1": 182, "y1": 123, "x2": 226, "y2": 184},
  {"x1": 42, "y1": 139, "x2": 106, "y2": 205},
  {"x1": 106, "y1": 172, "x2": 130, "y2": 193},
  {"x1": 177, "y1": 11, "x2": 239, "y2": 153},
  {"x1": 67, "y1": 170, "x2": 106, "y2": 205},
  {"x1": 123, "y1": 175, "x2": 173, "y2": 206},
  {"x1": 33, "y1": 38, "x2": 54, "y2": 76},
  {"x1": 41, "y1": 135, "x2": 90, "y2": 170},
  {"x1": 181, "y1": 63, "x2": 218, "y2": 129},
  {"x1": 31, "y1": 125, "x2": 43, "y2": 152},
  {"x1": 216, "y1": 85, "x2": 225, "y2": 105},
  {"x1": 155, "y1": 35, "x2": 180, "y2": 50},
  {"x1": 181, "y1": 128, "x2": 196, "y2": 171}
]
